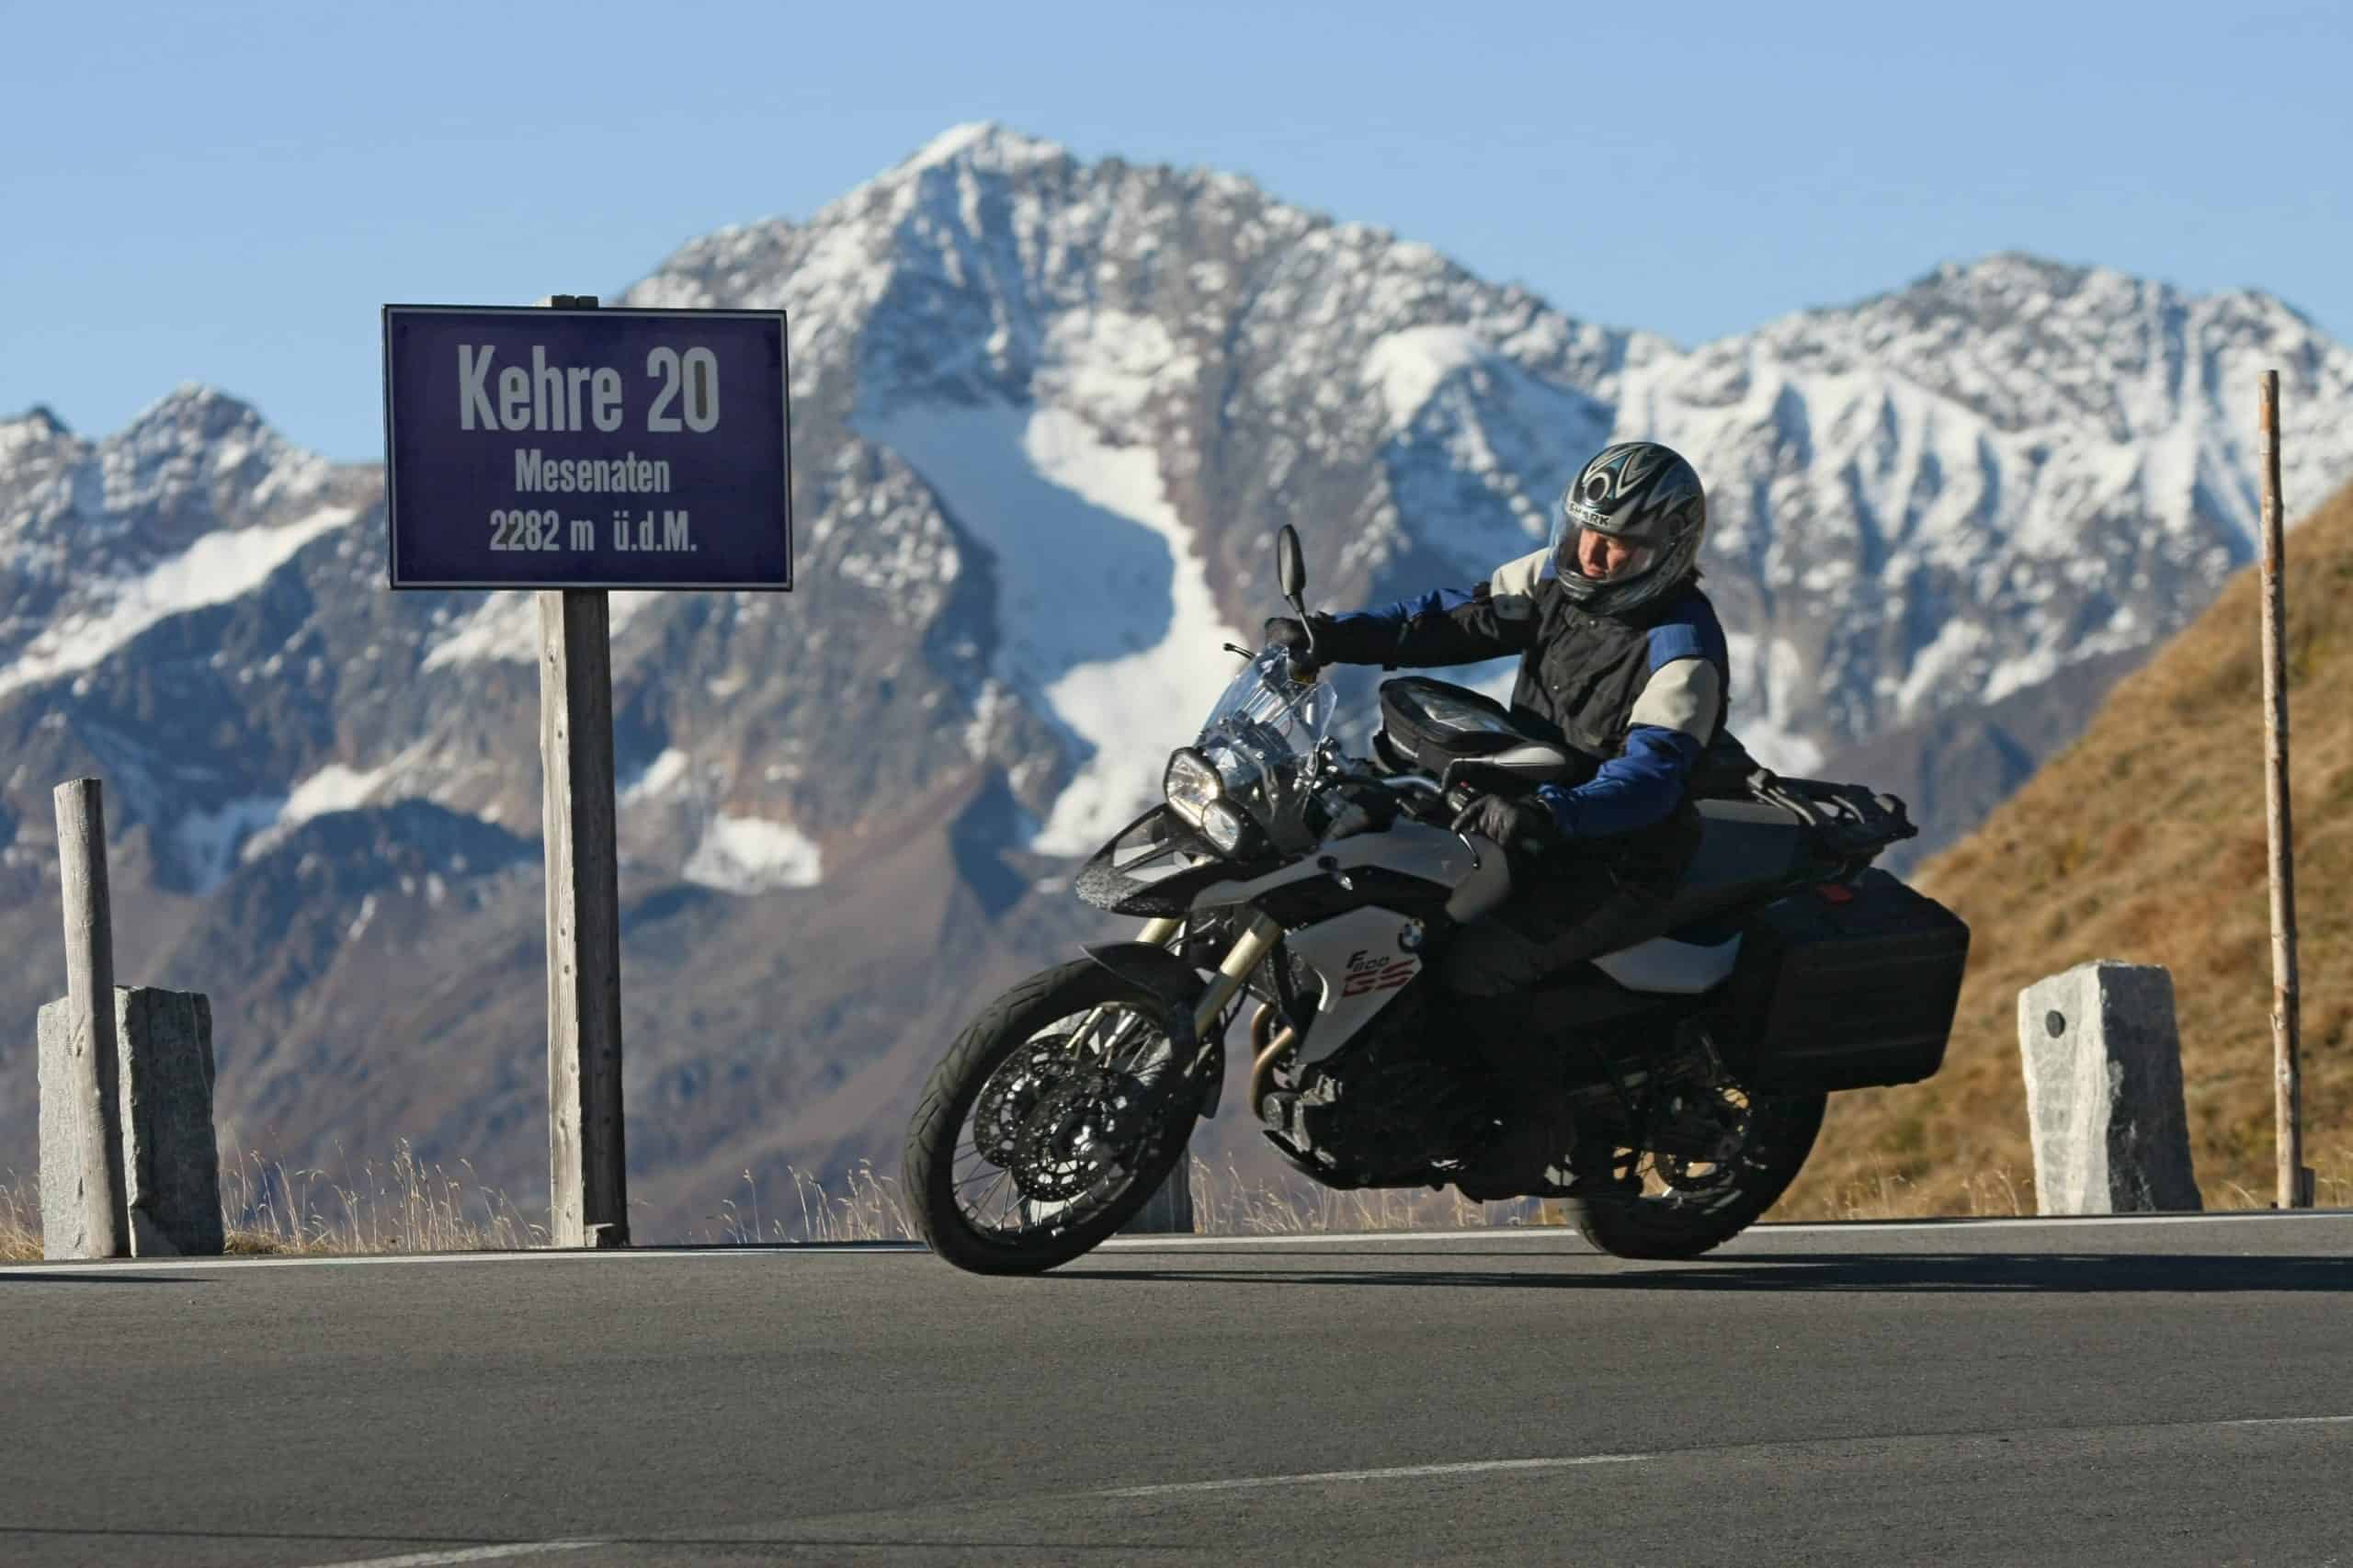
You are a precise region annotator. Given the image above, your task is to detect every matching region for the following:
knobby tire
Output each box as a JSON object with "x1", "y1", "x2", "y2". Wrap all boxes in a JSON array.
[
  {"x1": 904, "y1": 959, "x2": 1200, "y2": 1275},
  {"x1": 1564, "y1": 1089, "x2": 1828, "y2": 1261}
]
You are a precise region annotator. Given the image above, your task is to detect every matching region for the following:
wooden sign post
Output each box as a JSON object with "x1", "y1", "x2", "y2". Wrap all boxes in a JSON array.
[
  {"x1": 2256, "y1": 369, "x2": 2311, "y2": 1210},
  {"x1": 51, "y1": 778, "x2": 127, "y2": 1256},
  {"x1": 537, "y1": 296, "x2": 630, "y2": 1246},
  {"x1": 540, "y1": 584, "x2": 628, "y2": 1246},
  {"x1": 382, "y1": 295, "x2": 792, "y2": 1247}
]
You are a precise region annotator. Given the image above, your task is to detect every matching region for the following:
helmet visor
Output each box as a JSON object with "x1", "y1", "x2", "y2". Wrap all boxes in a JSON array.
[{"x1": 1551, "y1": 520, "x2": 1658, "y2": 586}]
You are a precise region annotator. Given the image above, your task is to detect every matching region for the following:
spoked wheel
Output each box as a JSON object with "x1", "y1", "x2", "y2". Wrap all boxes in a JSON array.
[
  {"x1": 904, "y1": 959, "x2": 1206, "y2": 1275},
  {"x1": 1564, "y1": 1084, "x2": 1826, "y2": 1261}
]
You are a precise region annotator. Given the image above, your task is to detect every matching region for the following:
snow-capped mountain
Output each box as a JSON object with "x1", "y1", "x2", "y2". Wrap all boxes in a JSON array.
[{"x1": 5, "y1": 123, "x2": 2349, "y2": 1234}]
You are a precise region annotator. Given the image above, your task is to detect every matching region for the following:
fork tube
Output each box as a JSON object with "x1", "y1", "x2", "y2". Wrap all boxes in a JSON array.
[
  {"x1": 1056, "y1": 920, "x2": 1186, "y2": 1060},
  {"x1": 1193, "y1": 914, "x2": 1282, "y2": 1038}
]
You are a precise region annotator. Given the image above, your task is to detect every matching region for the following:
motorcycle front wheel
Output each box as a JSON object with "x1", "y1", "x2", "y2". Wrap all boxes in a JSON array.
[{"x1": 904, "y1": 958, "x2": 1204, "y2": 1275}]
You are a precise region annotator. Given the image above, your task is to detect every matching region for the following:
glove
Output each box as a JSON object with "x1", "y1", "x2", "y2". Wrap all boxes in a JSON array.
[
  {"x1": 1263, "y1": 615, "x2": 1316, "y2": 655},
  {"x1": 1264, "y1": 613, "x2": 1381, "y2": 669},
  {"x1": 1450, "y1": 790, "x2": 1564, "y2": 862},
  {"x1": 1263, "y1": 614, "x2": 1328, "y2": 677}
]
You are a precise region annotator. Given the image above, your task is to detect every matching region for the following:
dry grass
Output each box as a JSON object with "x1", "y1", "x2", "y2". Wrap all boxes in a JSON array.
[
  {"x1": 694, "y1": 1162, "x2": 921, "y2": 1244},
  {"x1": 0, "y1": 1174, "x2": 40, "y2": 1262},
  {"x1": 0, "y1": 1143, "x2": 546, "y2": 1260},
  {"x1": 1777, "y1": 477, "x2": 2353, "y2": 1219},
  {"x1": 217, "y1": 1145, "x2": 547, "y2": 1253}
]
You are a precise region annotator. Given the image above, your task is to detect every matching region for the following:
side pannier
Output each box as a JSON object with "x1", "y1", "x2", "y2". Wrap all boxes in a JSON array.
[{"x1": 1721, "y1": 870, "x2": 1971, "y2": 1092}]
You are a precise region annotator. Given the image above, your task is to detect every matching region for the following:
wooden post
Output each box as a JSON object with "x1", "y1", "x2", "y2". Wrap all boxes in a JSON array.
[
  {"x1": 2256, "y1": 370, "x2": 2309, "y2": 1210},
  {"x1": 52, "y1": 779, "x2": 127, "y2": 1256},
  {"x1": 540, "y1": 587, "x2": 629, "y2": 1246},
  {"x1": 537, "y1": 291, "x2": 628, "y2": 1248}
]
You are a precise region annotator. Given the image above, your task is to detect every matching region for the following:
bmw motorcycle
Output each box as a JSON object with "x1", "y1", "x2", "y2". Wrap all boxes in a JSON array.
[{"x1": 904, "y1": 527, "x2": 1970, "y2": 1274}]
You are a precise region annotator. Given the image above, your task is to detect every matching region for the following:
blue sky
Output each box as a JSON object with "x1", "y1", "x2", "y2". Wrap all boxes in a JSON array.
[{"x1": 5, "y1": 0, "x2": 2347, "y2": 461}]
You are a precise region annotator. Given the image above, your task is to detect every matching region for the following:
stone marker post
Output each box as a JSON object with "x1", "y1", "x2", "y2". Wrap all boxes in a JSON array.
[
  {"x1": 38, "y1": 778, "x2": 225, "y2": 1258},
  {"x1": 40, "y1": 988, "x2": 223, "y2": 1256},
  {"x1": 2017, "y1": 961, "x2": 2201, "y2": 1213}
]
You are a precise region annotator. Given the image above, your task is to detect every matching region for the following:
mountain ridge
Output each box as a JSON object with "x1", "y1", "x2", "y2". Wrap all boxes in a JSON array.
[{"x1": 5, "y1": 126, "x2": 2352, "y2": 1233}]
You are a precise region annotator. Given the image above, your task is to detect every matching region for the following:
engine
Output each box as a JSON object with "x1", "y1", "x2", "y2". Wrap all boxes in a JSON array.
[{"x1": 1259, "y1": 995, "x2": 1491, "y2": 1187}]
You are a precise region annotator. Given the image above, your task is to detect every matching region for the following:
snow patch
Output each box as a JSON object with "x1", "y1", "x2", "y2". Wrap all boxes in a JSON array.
[
  {"x1": 175, "y1": 795, "x2": 285, "y2": 892},
  {"x1": 0, "y1": 506, "x2": 356, "y2": 699},
  {"x1": 864, "y1": 402, "x2": 1245, "y2": 854},
  {"x1": 621, "y1": 747, "x2": 693, "y2": 801},
  {"x1": 1038, "y1": 310, "x2": 1188, "y2": 427},
  {"x1": 235, "y1": 761, "x2": 394, "y2": 865},
  {"x1": 683, "y1": 814, "x2": 824, "y2": 893},
  {"x1": 421, "y1": 590, "x2": 656, "y2": 669},
  {"x1": 905, "y1": 121, "x2": 997, "y2": 172},
  {"x1": 284, "y1": 762, "x2": 390, "y2": 822},
  {"x1": 1363, "y1": 325, "x2": 1491, "y2": 433},
  {"x1": 1894, "y1": 619, "x2": 1988, "y2": 719},
  {"x1": 898, "y1": 121, "x2": 1066, "y2": 177}
]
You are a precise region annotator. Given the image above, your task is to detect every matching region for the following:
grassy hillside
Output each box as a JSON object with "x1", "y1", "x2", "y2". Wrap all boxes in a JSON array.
[{"x1": 1779, "y1": 478, "x2": 2353, "y2": 1217}]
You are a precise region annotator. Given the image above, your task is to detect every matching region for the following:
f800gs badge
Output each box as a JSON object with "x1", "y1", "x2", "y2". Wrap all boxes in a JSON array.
[{"x1": 1339, "y1": 949, "x2": 1419, "y2": 999}]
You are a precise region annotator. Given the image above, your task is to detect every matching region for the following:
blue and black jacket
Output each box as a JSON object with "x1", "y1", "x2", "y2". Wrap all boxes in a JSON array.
[{"x1": 1323, "y1": 547, "x2": 1730, "y2": 880}]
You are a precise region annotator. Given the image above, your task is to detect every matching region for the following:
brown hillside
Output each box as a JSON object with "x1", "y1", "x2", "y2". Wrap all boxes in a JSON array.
[{"x1": 1778, "y1": 478, "x2": 2353, "y2": 1216}]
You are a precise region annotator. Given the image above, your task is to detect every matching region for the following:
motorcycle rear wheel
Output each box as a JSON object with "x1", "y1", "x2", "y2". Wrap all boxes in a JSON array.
[
  {"x1": 1564, "y1": 1089, "x2": 1826, "y2": 1261},
  {"x1": 905, "y1": 959, "x2": 1204, "y2": 1275}
]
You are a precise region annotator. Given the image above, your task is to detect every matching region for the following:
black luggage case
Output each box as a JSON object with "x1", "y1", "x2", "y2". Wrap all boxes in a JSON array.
[{"x1": 1722, "y1": 869, "x2": 1971, "y2": 1092}]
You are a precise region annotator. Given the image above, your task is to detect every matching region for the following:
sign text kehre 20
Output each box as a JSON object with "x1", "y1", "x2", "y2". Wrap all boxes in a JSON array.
[{"x1": 383, "y1": 305, "x2": 791, "y2": 590}]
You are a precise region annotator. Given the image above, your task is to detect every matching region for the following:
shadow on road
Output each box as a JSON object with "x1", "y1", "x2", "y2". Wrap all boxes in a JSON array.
[
  {"x1": 0, "y1": 1524, "x2": 1171, "y2": 1556},
  {"x1": 0, "y1": 1272, "x2": 208, "y2": 1286},
  {"x1": 1058, "y1": 1253, "x2": 2353, "y2": 1294}
]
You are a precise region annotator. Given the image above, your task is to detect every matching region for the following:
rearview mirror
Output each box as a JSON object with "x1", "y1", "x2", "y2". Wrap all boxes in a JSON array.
[{"x1": 1276, "y1": 525, "x2": 1306, "y2": 602}]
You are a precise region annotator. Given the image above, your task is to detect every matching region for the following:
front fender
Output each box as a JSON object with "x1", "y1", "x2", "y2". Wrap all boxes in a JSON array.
[{"x1": 1080, "y1": 941, "x2": 1224, "y2": 1118}]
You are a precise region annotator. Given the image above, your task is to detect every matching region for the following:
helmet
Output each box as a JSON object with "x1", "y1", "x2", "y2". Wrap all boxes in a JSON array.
[{"x1": 1548, "y1": 441, "x2": 1707, "y2": 618}]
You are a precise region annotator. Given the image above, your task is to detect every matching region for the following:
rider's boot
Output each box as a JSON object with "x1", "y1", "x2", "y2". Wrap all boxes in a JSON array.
[{"x1": 1447, "y1": 987, "x2": 1639, "y2": 1200}]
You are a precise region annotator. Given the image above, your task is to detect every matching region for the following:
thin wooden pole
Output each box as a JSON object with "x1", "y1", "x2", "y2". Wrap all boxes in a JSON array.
[
  {"x1": 52, "y1": 778, "x2": 127, "y2": 1256},
  {"x1": 538, "y1": 290, "x2": 629, "y2": 1248},
  {"x1": 540, "y1": 587, "x2": 629, "y2": 1247},
  {"x1": 2256, "y1": 369, "x2": 2308, "y2": 1210}
]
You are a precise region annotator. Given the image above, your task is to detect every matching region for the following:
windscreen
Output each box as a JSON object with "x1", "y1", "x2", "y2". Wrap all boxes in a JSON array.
[{"x1": 1199, "y1": 646, "x2": 1336, "y2": 758}]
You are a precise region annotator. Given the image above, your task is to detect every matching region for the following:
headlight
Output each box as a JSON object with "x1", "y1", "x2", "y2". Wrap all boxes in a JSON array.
[
  {"x1": 1163, "y1": 747, "x2": 1222, "y2": 827},
  {"x1": 1199, "y1": 800, "x2": 1253, "y2": 856}
]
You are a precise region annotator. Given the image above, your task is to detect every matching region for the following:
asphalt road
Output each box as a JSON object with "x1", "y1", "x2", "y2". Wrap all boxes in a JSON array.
[{"x1": 5, "y1": 1213, "x2": 2351, "y2": 1567}]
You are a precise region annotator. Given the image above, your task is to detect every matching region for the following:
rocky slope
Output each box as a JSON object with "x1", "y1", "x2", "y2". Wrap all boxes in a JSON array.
[{"x1": 4, "y1": 124, "x2": 2350, "y2": 1234}]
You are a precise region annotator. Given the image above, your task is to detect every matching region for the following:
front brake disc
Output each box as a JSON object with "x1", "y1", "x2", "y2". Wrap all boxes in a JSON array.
[
  {"x1": 1010, "y1": 1066, "x2": 1161, "y2": 1202},
  {"x1": 972, "y1": 1036, "x2": 1074, "y2": 1169}
]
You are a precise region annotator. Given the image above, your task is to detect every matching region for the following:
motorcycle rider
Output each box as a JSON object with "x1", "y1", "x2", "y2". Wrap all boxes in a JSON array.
[{"x1": 1267, "y1": 440, "x2": 1727, "y2": 1186}]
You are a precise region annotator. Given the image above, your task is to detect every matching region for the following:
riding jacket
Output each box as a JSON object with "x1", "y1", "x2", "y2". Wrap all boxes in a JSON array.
[{"x1": 1326, "y1": 549, "x2": 1730, "y2": 872}]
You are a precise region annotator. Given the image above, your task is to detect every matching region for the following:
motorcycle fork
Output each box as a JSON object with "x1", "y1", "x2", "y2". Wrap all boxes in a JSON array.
[
  {"x1": 1071, "y1": 914, "x2": 1279, "y2": 1060},
  {"x1": 1136, "y1": 914, "x2": 1280, "y2": 1040}
]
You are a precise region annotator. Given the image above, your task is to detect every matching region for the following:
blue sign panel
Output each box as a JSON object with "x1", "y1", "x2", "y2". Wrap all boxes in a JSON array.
[{"x1": 382, "y1": 304, "x2": 791, "y2": 590}]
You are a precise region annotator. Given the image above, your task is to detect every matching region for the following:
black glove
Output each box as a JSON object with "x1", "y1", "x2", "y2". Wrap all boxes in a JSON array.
[
  {"x1": 1264, "y1": 615, "x2": 1326, "y2": 679},
  {"x1": 1450, "y1": 790, "x2": 1564, "y2": 862},
  {"x1": 1264, "y1": 613, "x2": 1382, "y2": 669}
]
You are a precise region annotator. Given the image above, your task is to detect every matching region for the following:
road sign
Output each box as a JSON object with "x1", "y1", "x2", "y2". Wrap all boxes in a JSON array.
[{"x1": 382, "y1": 304, "x2": 791, "y2": 590}]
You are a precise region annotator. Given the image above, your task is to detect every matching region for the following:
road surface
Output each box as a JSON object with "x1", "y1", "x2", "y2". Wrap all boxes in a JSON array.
[{"x1": 4, "y1": 1213, "x2": 2350, "y2": 1565}]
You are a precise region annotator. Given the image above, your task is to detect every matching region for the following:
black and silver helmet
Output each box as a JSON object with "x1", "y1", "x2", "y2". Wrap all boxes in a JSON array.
[{"x1": 1547, "y1": 440, "x2": 1707, "y2": 618}]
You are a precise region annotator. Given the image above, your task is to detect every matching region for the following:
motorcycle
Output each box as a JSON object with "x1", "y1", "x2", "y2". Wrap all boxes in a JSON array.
[{"x1": 904, "y1": 526, "x2": 1971, "y2": 1273}]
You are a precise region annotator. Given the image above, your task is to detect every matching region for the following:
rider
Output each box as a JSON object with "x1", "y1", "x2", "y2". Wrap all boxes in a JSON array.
[{"x1": 1267, "y1": 440, "x2": 1727, "y2": 1177}]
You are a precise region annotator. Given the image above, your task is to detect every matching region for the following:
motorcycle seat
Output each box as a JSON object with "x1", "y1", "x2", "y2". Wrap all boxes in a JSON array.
[{"x1": 1664, "y1": 798, "x2": 1812, "y2": 928}]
